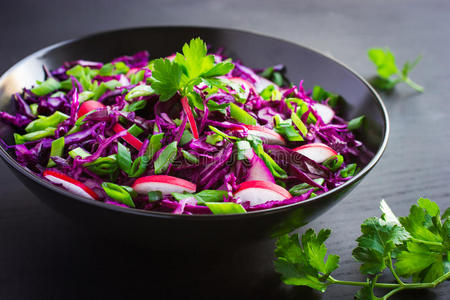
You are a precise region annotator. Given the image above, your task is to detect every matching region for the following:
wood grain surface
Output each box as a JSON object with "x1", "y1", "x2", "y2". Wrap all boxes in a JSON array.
[{"x1": 0, "y1": 0, "x2": 448, "y2": 299}]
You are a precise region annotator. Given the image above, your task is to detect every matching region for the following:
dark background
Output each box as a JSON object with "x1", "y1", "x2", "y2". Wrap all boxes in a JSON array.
[{"x1": 0, "y1": 0, "x2": 449, "y2": 299}]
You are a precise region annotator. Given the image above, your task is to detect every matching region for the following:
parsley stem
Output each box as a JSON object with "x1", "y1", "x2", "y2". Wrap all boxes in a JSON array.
[
  {"x1": 403, "y1": 77, "x2": 424, "y2": 92},
  {"x1": 410, "y1": 237, "x2": 442, "y2": 247},
  {"x1": 387, "y1": 253, "x2": 405, "y2": 286}
]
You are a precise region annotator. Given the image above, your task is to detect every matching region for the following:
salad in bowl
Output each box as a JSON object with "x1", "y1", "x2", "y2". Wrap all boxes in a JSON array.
[{"x1": 0, "y1": 38, "x2": 371, "y2": 215}]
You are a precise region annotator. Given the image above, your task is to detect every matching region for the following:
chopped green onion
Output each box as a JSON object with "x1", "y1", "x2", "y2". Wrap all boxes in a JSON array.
[
  {"x1": 84, "y1": 155, "x2": 118, "y2": 176},
  {"x1": 78, "y1": 91, "x2": 94, "y2": 103},
  {"x1": 236, "y1": 140, "x2": 252, "y2": 161},
  {"x1": 208, "y1": 125, "x2": 238, "y2": 141},
  {"x1": 179, "y1": 130, "x2": 194, "y2": 146},
  {"x1": 148, "y1": 191, "x2": 163, "y2": 202},
  {"x1": 291, "y1": 112, "x2": 308, "y2": 136},
  {"x1": 14, "y1": 128, "x2": 56, "y2": 144},
  {"x1": 130, "y1": 70, "x2": 146, "y2": 85},
  {"x1": 128, "y1": 156, "x2": 149, "y2": 178},
  {"x1": 127, "y1": 124, "x2": 144, "y2": 137},
  {"x1": 112, "y1": 62, "x2": 130, "y2": 74},
  {"x1": 273, "y1": 115, "x2": 304, "y2": 142},
  {"x1": 47, "y1": 137, "x2": 65, "y2": 167},
  {"x1": 229, "y1": 102, "x2": 257, "y2": 125},
  {"x1": 69, "y1": 147, "x2": 91, "y2": 159},
  {"x1": 206, "y1": 133, "x2": 223, "y2": 145},
  {"x1": 145, "y1": 133, "x2": 164, "y2": 160},
  {"x1": 125, "y1": 85, "x2": 155, "y2": 101},
  {"x1": 93, "y1": 80, "x2": 120, "y2": 100},
  {"x1": 312, "y1": 85, "x2": 340, "y2": 108},
  {"x1": 205, "y1": 202, "x2": 246, "y2": 214},
  {"x1": 101, "y1": 182, "x2": 135, "y2": 208},
  {"x1": 340, "y1": 163, "x2": 358, "y2": 178},
  {"x1": 347, "y1": 115, "x2": 365, "y2": 131},
  {"x1": 124, "y1": 100, "x2": 147, "y2": 112},
  {"x1": 31, "y1": 78, "x2": 61, "y2": 96},
  {"x1": 30, "y1": 104, "x2": 38, "y2": 116},
  {"x1": 207, "y1": 100, "x2": 229, "y2": 114},
  {"x1": 181, "y1": 149, "x2": 199, "y2": 164},
  {"x1": 323, "y1": 155, "x2": 344, "y2": 172},
  {"x1": 25, "y1": 111, "x2": 69, "y2": 133},
  {"x1": 117, "y1": 142, "x2": 132, "y2": 173},
  {"x1": 289, "y1": 178, "x2": 325, "y2": 196},
  {"x1": 154, "y1": 141, "x2": 178, "y2": 174}
]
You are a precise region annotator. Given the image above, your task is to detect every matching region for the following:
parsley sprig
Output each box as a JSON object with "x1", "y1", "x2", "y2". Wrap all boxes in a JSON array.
[
  {"x1": 368, "y1": 48, "x2": 424, "y2": 92},
  {"x1": 150, "y1": 37, "x2": 234, "y2": 101},
  {"x1": 274, "y1": 198, "x2": 449, "y2": 299}
]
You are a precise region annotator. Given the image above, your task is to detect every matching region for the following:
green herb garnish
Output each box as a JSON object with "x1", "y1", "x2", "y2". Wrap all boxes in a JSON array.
[
  {"x1": 274, "y1": 198, "x2": 449, "y2": 299},
  {"x1": 368, "y1": 48, "x2": 423, "y2": 92}
]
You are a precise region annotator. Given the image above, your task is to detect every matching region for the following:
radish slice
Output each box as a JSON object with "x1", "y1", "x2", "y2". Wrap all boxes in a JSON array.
[
  {"x1": 313, "y1": 103, "x2": 335, "y2": 124},
  {"x1": 77, "y1": 100, "x2": 105, "y2": 118},
  {"x1": 235, "y1": 180, "x2": 291, "y2": 206},
  {"x1": 181, "y1": 96, "x2": 199, "y2": 139},
  {"x1": 254, "y1": 77, "x2": 279, "y2": 93},
  {"x1": 246, "y1": 150, "x2": 275, "y2": 183},
  {"x1": 231, "y1": 125, "x2": 285, "y2": 145},
  {"x1": 166, "y1": 54, "x2": 176, "y2": 61},
  {"x1": 113, "y1": 123, "x2": 143, "y2": 150},
  {"x1": 132, "y1": 175, "x2": 197, "y2": 196},
  {"x1": 43, "y1": 170, "x2": 99, "y2": 200},
  {"x1": 293, "y1": 143, "x2": 337, "y2": 163}
]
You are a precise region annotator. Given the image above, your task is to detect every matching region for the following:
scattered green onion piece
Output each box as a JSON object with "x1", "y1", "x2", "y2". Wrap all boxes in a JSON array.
[
  {"x1": 93, "y1": 80, "x2": 120, "y2": 100},
  {"x1": 78, "y1": 91, "x2": 95, "y2": 103},
  {"x1": 101, "y1": 182, "x2": 135, "y2": 208},
  {"x1": 206, "y1": 133, "x2": 223, "y2": 145},
  {"x1": 47, "y1": 137, "x2": 65, "y2": 167},
  {"x1": 124, "y1": 100, "x2": 147, "y2": 112},
  {"x1": 340, "y1": 163, "x2": 358, "y2": 178},
  {"x1": 154, "y1": 141, "x2": 178, "y2": 174},
  {"x1": 205, "y1": 202, "x2": 246, "y2": 214},
  {"x1": 323, "y1": 155, "x2": 344, "y2": 172},
  {"x1": 148, "y1": 191, "x2": 163, "y2": 202},
  {"x1": 30, "y1": 104, "x2": 38, "y2": 116},
  {"x1": 125, "y1": 85, "x2": 155, "y2": 101},
  {"x1": 273, "y1": 115, "x2": 303, "y2": 142},
  {"x1": 145, "y1": 133, "x2": 164, "y2": 160},
  {"x1": 14, "y1": 128, "x2": 56, "y2": 144},
  {"x1": 127, "y1": 124, "x2": 144, "y2": 137},
  {"x1": 99, "y1": 63, "x2": 114, "y2": 76},
  {"x1": 128, "y1": 156, "x2": 149, "y2": 178},
  {"x1": 84, "y1": 155, "x2": 118, "y2": 176},
  {"x1": 229, "y1": 102, "x2": 257, "y2": 125},
  {"x1": 117, "y1": 142, "x2": 132, "y2": 173},
  {"x1": 347, "y1": 115, "x2": 365, "y2": 131},
  {"x1": 312, "y1": 85, "x2": 340, "y2": 108},
  {"x1": 112, "y1": 62, "x2": 130, "y2": 74},
  {"x1": 68, "y1": 147, "x2": 91, "y2": 159},
  {"x1": 236, "y1": 140, "x2": 252, "y2": 161},
  {"x1": 291, "y1": 112, "x2": 308, "y2": 136},
  {"x1": 130, "y1": 70, "x2": 146, "y2": 85},
  {"x1": 25, "y1": 111, "x2": 69, "y2": 133},
  {"x1": 289, "y1": 178, "x2": 325, "y2": 196},
  {"x1": 181, "y1": 149, "x2": 199, "y2": 164},
  {"x1": 31, "y1": 78, "x2": 61, "y2": 96},
  {"x1": 179, "y1": 130, "x2": 194, "y2": 146},
  {"x1": 208, "y1": 125, "x2": 238, "y2": 141}
]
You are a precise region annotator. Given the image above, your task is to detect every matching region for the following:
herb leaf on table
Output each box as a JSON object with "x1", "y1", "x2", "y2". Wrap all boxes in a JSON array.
[{"x1": 274, "y1": 198, "x2": 449, "y2": 299}]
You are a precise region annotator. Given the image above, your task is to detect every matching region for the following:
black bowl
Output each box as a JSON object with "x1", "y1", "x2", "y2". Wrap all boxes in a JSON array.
[{"x1": 0, "y1": 26, "x2": 389, "y2": 246}]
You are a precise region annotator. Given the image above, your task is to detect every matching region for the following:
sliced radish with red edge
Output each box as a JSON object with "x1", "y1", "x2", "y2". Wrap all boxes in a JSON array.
[
  {"x1": 235, "y1": 180, "x2": 291, "y2": 206},
  {"x1": 113, "y1": 123, "x2": 144, "y2": 150},
  {"x1": 313, "y1": 103, "x2": 335, "y2": 124},
  {"x1": 132, "y1": 175, "x2": 197, "y2": 196},
  {"x1": 77, "y1": 100, "x2": 105, "y2": 118},
  {"x1": 43, "y1": 170, "x2": 99, "y2": 200},
  {"x1": 231, "y1": 124, "x2": 286, "y2": 145},
  {"x1": 293, "y1": 143, "x2": 337, "y2": 163},
  {"x1": 181, "y1": 96, "x2": 199, "y2": 139},
  {"x1": 245, "y1": 150, "x2": 276, "y2": 183}
]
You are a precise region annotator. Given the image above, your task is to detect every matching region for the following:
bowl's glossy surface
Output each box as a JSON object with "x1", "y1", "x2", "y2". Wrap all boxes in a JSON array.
[{"x1": 0, "y1": 26, "x2": 388, "y2": 246}]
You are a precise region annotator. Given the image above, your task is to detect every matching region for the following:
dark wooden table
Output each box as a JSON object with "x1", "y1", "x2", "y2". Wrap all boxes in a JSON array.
[{"x1": 0, "y1": 0, "x2": 448, "y2": 299}]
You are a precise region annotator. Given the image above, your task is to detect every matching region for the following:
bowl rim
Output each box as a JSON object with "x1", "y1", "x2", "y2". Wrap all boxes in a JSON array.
[{"x1": 0, "y1": 25, "x2": 390, "y2": 220}]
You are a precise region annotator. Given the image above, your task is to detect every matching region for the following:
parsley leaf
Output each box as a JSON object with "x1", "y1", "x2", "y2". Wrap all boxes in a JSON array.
[
  {"x1": 150, "y1": 58, "x2": 183, "y2": 101},
  {"x1": 274, "y1": 198, "x2": 450, "y2": 299},
  {"x1": 368, "y1": 48, "x2": 424, "y2": 92}
]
